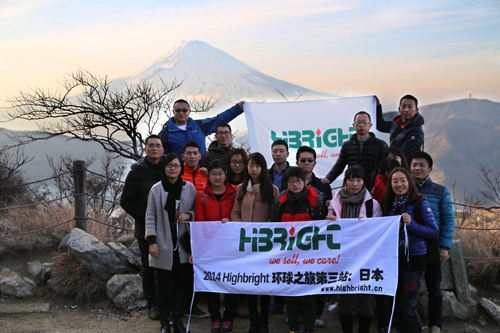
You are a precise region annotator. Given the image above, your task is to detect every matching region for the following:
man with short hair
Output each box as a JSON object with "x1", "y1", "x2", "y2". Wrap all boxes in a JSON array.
[
  {"x1": 376, "y1": 95, "x2": 424, "y2": 161},
  {"x1": 268, "y1": 139, "x2": 290, "y2": 192},
  {"x1": 159, "y1": 99, "x2": 244, "y2": 157},
  {"x1": 182, "y1": 140, "x2": 208, "y2": 193},
  {"x1": 200, "y1": 122, "x2": 233, "y2": 168},
  {"x1": 120, "y1": 135, "x2": 164, "y2": 320},
  {"x1": 296, "y1": 146, "x2": 333, "y2": 207},
  {"x1": 410, "y1": 151, "x2": 455, "y2": 333},
  {"x1": 321, "y1": 111, "x2": 387, "y2": 187}
]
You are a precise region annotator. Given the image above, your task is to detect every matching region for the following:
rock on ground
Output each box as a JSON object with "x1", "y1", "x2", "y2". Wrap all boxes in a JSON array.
[
  {"x1": 125, "y1": 240, "x2": 142, "y2": 270},
  {"x1": 106, "y1": 274, "x2": 146, "y2": 312},
  {"x1": 40, "y1": 262, "x2": 54, "y2": 282},
  {"x1": 478, "y1": 297, "x2": 500, "y2": 325},
  {"x1": 442, "y1": 291, "x2": 469, "y2": 320},
  {"x1": 59, "y1": 228, "x2": 128, "y2": 281},
  {"x1": 27, "y1": 260, "x2": 42, "y2": 278},
  {"x1": 0, "y1": 268, "x2": 33, "y2": 298},
  {"x1": 464, "y1": 325, "x2": 482, "y2": 333}
]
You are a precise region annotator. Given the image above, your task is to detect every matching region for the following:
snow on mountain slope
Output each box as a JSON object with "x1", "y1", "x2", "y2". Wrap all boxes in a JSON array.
[{"x1": 111, "y1": 40, "x2": 337, "y2": 101}]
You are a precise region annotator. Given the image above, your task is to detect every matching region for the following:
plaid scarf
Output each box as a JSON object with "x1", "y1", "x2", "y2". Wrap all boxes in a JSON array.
[{"x1": 393, "y1": 192, "x2": 410, "y2": 248}]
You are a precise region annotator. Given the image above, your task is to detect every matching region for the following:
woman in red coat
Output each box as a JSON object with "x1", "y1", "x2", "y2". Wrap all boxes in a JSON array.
[{"x1": 195, "y1": 159, "x2": 237, "y2": 333}]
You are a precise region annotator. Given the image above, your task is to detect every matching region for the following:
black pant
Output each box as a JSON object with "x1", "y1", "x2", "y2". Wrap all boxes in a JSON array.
[
  {"x1": 137, "y1": 237, "x2": 157, "y2": 308},
  {"x1": 207, "y1": 292, "x2": 238, "y2": 322},
  {"x1": 425, "y1": 261, "x2": 443, "y2": 328},
  {"x1": 286, "y1": 295, "x2": 315, "y2": 332},
  {"x1": 247, "y1": 295, "x2": 271, "y2": 315},
  {"x1": 155, "y1": 251, "x2": 191, "y2": 326}
]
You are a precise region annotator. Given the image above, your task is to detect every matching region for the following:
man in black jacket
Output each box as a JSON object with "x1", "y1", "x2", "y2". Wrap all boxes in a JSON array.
[
  {"x1": 376, "y1": 95, "x2": 424, "y2": 161},
  {"x1": 120, "y1": 135, "x2": 164, "y2": 320},
  {"x1": 296, "y1": 145, "x2": 332, "y2": 207},
  {"x1": 268, "y1": 139, "x2": 290, "y2": 192},
  {"x1": 321, "y1": 111, "x2": 387, "y2": 187}
]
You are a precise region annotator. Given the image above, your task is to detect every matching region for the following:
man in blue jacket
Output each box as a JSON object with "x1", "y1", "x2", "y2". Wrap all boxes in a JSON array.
[
  {"x1": 410, "y1": 151, "x2": 455, "y2": 333},
  {"x1": 376, "y1": 95, "x2": 424, "y2": 161},
  {"x1": 159, "y1": 99, "x2": 244, "y2": 157}
]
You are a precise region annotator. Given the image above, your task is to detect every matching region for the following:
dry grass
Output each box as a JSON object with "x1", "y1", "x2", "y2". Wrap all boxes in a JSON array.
[
  {"x1": 51, "y1": 251, "x2": 106, "y2": 303},
  {"x1": 454, "y1": 209, "x2": 500, "y2": 283},
  {"x1": 0, "y1": 199, "x2": 133, "y2": 257}
]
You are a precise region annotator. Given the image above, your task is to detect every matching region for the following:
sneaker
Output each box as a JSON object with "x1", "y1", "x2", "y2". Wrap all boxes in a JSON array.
[
  {"x1": 221, "y1": 320, "x2": 233, "y2": 333},
  {"x1": 211, "y1": 320, "x2": 222, "y2": 333},
  {"x1": 315, "y1": 316, "x2": 324, "y2": 327},
  {"x1": 429, "y1": 327, "x2": 440, "y2": 333},
  {"x1": 148, "y1": 306, "x2": 160, "y2": 320},
  {"x1": 169, "y1": 312, "x2": 174, "y2": 325},
  {"x1": 183, "y1": 305, "x2": 209, "y2": 318},
  {"x1": 269, "y1": 302, "x2": 284, "y2": 315}
]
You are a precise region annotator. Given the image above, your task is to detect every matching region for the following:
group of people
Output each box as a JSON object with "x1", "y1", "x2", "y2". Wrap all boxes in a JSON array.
[{"x1": 120, "y1": 96, "x2": 455, "y2": 333}]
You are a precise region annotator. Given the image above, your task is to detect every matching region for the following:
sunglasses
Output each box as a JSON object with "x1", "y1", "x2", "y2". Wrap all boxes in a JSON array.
[{"x1": 299, "y1": 158, "x2": 314, "y2": 164}]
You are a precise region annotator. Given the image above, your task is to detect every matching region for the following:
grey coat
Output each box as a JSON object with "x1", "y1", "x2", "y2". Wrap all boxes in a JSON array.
[{"x1": 145, "y1": 180, "x2": 196, "y2": 270}]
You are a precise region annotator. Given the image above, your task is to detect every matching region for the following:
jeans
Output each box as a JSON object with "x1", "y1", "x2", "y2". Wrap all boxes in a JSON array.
[
  {"x1": 425, "y1": 261, "x2": 442, "y2": 328},
  {"x1": 137, "y1": 237, "x2": 157, "y2": 308},
  {"x1": 395, "y1": 269, "x2": 424, "y2": 333}
]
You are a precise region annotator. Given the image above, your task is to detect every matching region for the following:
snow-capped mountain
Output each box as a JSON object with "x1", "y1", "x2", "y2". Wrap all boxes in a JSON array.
[{"x1": 111, "y1": 40, "x2": 337, "y2": 101}]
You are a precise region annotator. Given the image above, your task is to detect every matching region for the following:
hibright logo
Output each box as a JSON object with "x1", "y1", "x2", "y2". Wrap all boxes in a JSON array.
[
  {"x1": 271, "y1": 127, "x2": 355, "y2": 149},
  {"x1": 239, "y1": 225, "x2": 341, "y2": 252}
]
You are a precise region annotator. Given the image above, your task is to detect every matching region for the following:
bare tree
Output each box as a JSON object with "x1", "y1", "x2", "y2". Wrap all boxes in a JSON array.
[
  {"x1": 46, "y1": 153, "x2": 127, "y2": 221},
  {"x1": 477, "y1": 164, "x2": 500, "y2": 217},
  {"x1": 2, "y1": 69, "x2": 217, "y2": 161}
]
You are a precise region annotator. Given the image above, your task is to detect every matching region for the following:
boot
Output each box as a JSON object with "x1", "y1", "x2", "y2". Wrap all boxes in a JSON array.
[
  {"x1": 248, "y1": 312, "x2": 259, "y2": 333},
  {"x1": 173, "y1": 319, "x2": 191, "y2": 333},
  {"x1": 259, "y1": 311, "x2": 269, "y2": 333},
  {"x1": 160, "y1": 323, "x2": 170, "y2": 333},
  {"x1": 339, "y1": 314, "x2": 353, "y2": 333},
  {"x1": 358, "y1": 315, "x2": 372, "y2": 333}
]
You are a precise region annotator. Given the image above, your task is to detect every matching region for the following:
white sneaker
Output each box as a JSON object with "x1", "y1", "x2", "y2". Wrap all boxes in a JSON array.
[
  {"x1": 429, "y1": 326, "x2": 440, "y2": 333},
  {"x1": 315, "y1": 317, "x2": 324, "y2": 327}
]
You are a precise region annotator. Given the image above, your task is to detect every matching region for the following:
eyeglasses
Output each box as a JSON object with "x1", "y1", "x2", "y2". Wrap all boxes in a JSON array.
[
  {"x1": 216, "y1": 131, "x2": 231, "y2": 136},
  {"x1": 230, "y1": 160, "x2": 244, "y2": 165},
  {"x1": 288, "y1": 179, "x2": 304, "y2": 185},
  {"x1": 174, "y1": 108, "x2": 190, "y2": 113},
  {"x1": 299, "y1": 158, "x2": 314, "y2": 164},
  {"x1": 165, "y1": 164, "x2": 182, "y2": 169},
  {"x1": 147, "y1": 144, "x2": 162, "y2": 148},
  {"x1": 354, "y1": 121, "x2": 371, "y2": 126}
]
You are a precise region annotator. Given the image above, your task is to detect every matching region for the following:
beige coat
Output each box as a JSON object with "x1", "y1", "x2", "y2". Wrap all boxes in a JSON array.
[
  {"x1": 231, "y1": 183, "x2": 279, "y2": 222},
  {"x1": 145, "y1": 181, "x2": 196, "y2": 270}
]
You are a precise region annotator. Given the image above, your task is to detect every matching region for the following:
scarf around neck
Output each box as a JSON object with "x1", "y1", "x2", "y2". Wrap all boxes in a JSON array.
[{"x1": 339, "y1": 187, "x2": 366, "y2": 218}]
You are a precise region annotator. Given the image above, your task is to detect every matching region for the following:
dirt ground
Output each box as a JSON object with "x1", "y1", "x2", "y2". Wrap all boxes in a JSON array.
[{"x1": 1, "y1": 249, "x2": 499, "y2": 333}]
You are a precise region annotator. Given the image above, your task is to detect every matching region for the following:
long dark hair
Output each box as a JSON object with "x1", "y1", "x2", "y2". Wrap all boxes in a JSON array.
[
  {"x1": 226, "y1": 148, "x2": 248, "y2": 185},
  {"x1": 369, "y1": 158, "x2": 400, "y2": 191},
  {"x1": 381, "y1": 167, "x2": 421, "y2": 210},
  {"x1": 237, "y1": 153, "x2": 275, "y2": 204},
  {"x1": 385, "y1": 146, "x2": 409, "y2": 170}
]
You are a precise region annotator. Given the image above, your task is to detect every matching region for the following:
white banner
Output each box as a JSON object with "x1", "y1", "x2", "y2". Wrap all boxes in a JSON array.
[
  {"x1": 243, "y1": 96, "x2": 377, "y2": 179},
  {"x1": 191, "y1": 217, "x2": 400, "y2": 297}
]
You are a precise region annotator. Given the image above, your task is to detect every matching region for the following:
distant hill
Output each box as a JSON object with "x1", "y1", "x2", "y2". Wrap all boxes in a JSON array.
[{"x1": 381, "y1": 98, "x2": 500, "y2": 197}]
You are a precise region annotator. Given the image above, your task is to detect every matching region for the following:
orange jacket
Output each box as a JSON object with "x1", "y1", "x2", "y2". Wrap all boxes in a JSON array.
[
  {"x1": 182, "y1": 163, "x2": 207, "y2": 193},
  {"x1": 195, "y1": 182, "x2": 237, "y2": 222}
]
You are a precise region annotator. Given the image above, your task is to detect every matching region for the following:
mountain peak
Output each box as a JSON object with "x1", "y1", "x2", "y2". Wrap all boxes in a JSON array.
[{"x1": 116, "y1": 41, "x2": 336, "y2": 100}]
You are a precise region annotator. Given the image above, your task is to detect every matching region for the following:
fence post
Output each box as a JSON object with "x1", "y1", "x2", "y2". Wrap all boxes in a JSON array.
[{"x1": 73, "y1": 160, "x2": 87, "y2": 232}]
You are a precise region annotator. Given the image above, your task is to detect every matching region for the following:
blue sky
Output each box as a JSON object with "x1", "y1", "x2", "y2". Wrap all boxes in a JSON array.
[{"x1": 1, "y1": 0, "x2": 499, "y2": 114}]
